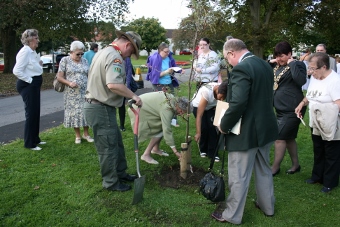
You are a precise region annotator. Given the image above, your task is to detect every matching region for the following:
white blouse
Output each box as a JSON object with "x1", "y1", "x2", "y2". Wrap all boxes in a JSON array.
[{"x1": 13, "y1": 45, "x2": 43, "y2": 83}]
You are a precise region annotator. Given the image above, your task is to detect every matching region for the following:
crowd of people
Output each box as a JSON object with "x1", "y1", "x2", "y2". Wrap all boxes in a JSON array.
[{"x1": 12, "y1": 28, "x2": 340, "y2": 224}]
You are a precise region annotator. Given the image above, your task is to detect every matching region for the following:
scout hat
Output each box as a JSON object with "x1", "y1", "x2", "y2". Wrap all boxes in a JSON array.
[{"x1": 115, "y1": 30, "x2": 142, "y2": 59}]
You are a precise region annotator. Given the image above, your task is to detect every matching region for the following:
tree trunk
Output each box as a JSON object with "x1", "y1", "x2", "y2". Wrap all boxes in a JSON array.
[{"x1": 1, "y1": 26, "x2": 19, "y2": 74}]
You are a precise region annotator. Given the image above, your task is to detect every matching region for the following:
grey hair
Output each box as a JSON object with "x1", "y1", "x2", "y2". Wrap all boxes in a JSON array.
[
  {"x1": 226, "y1": 35, "x2": 233, "y2": 41},
  {"x1": 316, "y1": 43, "x2": 327, "y2": 51},
  {"x1": 158, "y1": 42, "x2": 169, "y2": 52},
  {"x1": 223, "y1": 39, "x2": 247, "y2": 52},
  {"x1": 70, "y1": 41, "x2": 85, "y2": 51},
  {"x1": 177, "y1": 97, "x2": 192, "y2": 114},
  {"x1": 21, "y1": 29, "x2": 39, "y2": 45},
  {"x1": 309, "y1": 52, "x2": 330, "y2": 70}
]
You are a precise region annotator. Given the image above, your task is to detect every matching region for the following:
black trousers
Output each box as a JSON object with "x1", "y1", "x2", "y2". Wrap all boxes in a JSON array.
[
  {"x1": 311, "y1": 132, "x2": 340, "y2": 188},
  {"x1": 16, "y1": 76, "x2": 42, "y2": 148},
  {"x1": 118, "y1": 97, "x2": 126, "y2": 129},
  {"x1": 193, "y1": 107, "x2": 218, "y2": 158}
]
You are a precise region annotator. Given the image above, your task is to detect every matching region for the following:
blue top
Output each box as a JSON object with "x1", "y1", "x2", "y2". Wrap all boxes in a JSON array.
[
  {"x1": 146, "y1": 52, "x2": 180, "y2": 86},
  {"x1": 159, "y1": 57, "x2": 171, "y2": 84},
  {"x1": 83, "y1": 50, "x2": 96, "y2": 66}
]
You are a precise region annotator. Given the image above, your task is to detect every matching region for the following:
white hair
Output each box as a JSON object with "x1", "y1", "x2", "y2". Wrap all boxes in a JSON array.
[{"x1": 70, "y1": 41, "x2": 85, "y2": 51}]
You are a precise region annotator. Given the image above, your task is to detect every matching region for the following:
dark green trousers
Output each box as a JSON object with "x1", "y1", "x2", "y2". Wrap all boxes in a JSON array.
[{"x1": 83, "y1": 102, "x2": 128, "y2": 189}]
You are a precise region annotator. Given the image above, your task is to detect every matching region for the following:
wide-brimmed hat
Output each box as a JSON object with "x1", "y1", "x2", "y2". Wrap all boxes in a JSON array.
[{"x1": 115, "y1": 30, "x2": 142, "y2": 59}]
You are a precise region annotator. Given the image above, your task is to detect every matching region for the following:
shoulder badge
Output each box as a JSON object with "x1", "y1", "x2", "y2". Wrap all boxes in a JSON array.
[{"x1": 113, "y1": 58, "x2": 122, "y2": 64}]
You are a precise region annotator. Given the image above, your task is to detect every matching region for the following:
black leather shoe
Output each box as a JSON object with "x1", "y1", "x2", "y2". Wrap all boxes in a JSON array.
[
  {"x1": 305, "y1": 178, "x2": 319, "y2": 184},
  {"x1": 106, "y1": 184, "x2": 131, "y2": 192},
  {"x1": 321, "y1": 187, "x2": 332, "y2": 193},
  {"x1": 211, "y1": 212, "x2": 228, "y2": 223},
  {"x1": 272, "y1": 168, "x2": 280, "y2": 176},
  {"x1": 254, "y1": 201, "x2": 274, "y2": 217},
  {"x1": 120, "y1": 174, "x2": 138, "y2": 182},
  {"x1": 286, "y1": 165, "x2": 301, "y2": 174}
]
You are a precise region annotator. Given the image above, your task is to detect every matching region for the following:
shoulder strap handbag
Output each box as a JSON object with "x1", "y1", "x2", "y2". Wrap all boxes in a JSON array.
[
  {"x1": 199, "y1": 132, "x2": 226, "y2": 202},
  {"x1": 53, "y1": 57, "x2": 67, "y2": 92}
]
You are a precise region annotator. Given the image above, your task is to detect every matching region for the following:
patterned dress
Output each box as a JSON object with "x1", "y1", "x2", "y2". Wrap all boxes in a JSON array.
[{"x1": 58, "y1": 56, "x2": 89, "y2": 128}]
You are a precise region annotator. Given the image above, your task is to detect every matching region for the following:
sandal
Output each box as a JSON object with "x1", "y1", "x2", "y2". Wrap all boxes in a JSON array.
[
  {"x1": 151, "y1": 150, "x2": 169, "y2": 156},
  {"x1": 141, "y1": 155, "x2": 159, "y2": 164}
]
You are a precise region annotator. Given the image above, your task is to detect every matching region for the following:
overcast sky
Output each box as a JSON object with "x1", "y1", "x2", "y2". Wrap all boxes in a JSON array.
[{"x1": 127, "y1": 0, "x2": 191, "y2": 29}]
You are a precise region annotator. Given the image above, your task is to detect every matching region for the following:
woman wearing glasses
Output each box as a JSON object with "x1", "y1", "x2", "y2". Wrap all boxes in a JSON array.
[
  {"x1": 146, "y1": 42, "x2": 181, "y2": 94},
  {"x1": 270, "y1": 41, "x2": 307, "y2": 176},
  {"x1": 57, "y1": 41, "x2": 93, "y2": 144},
  {"x1": 13, "y1": 29, "x2": 45, "y2": 150},
  {"x1": 194, "y1": 38, "x2": 220, "y2": 83},
  {"x1": 295, "y1": 52, "x2": 340, "y2": 193}
]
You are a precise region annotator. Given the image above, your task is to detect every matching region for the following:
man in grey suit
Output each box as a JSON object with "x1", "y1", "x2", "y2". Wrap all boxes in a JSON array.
[
  {"x1": 211, "y1": 39, "x2": 278, "y2": 224},
  {"x1": 316, "y1": 44, "x2": 337, "y2": 72}
]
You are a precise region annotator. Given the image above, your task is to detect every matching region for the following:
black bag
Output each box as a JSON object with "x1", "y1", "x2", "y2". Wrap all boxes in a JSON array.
[
  {"x1": 199, "y1": 132, "x2": 226, "y2": 202},
  {"x1": 199, "y1": 172, "x2": 225, "y2": 202}
]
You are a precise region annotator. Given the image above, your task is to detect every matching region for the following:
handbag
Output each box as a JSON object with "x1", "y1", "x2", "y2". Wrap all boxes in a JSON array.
[
  {"x1": 199, "y1": 132, "x2": 226, "y2": 202},
  {"x1": 53, "y1": 57, "x2": 67, "y2": 92}
]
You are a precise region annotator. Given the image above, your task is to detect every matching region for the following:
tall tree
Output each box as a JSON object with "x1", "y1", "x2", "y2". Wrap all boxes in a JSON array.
[
  {"x1": 124, "y1": 17, "x2": 167, "y2": 56},
  {"x1": 0, "y1": 0, "x2": 131, "y2": 73}
]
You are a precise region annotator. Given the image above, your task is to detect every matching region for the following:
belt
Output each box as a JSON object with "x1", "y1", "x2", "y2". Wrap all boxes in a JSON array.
[{"x1": 85, "y1": 98, "x2": 104, "y2": 105}]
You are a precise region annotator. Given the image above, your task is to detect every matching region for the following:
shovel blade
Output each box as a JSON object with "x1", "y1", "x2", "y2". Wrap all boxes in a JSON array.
[{"x1": 132, "y1": 175, "x2": 146, "y2": 205}]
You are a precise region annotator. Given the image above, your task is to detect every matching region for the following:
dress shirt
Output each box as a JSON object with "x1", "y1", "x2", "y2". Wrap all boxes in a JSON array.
[{"x1": 13, "y1": 45, "x2": 43, "y2": 83}]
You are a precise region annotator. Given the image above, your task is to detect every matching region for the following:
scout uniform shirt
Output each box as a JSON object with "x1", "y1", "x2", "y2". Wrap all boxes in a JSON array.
[{"x1": 85, "y1": 46, "x2": 126, "y2": 107}]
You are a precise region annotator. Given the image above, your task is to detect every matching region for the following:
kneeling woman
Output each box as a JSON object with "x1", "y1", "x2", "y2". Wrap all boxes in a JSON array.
[{"x1": 128, "y1": 92, "x2": 191, "y2": 164}]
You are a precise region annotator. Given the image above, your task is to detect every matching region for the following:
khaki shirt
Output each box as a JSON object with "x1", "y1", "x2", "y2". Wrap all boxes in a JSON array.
[{"x1": 86, "y1": 46, "x2": 126, "y2": 107}]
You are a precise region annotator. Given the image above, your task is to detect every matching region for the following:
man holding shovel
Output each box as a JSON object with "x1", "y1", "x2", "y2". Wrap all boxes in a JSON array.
[{"x1": 84, "y1": 31, "x2": 143, "y2": 192}]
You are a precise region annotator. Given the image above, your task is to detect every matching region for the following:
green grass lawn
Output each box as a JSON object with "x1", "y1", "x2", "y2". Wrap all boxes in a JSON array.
[
  {"x1": 0, "y1": 83, "x2": 339, "y2": 226},
  {"x1": 131, "y1": 55, "x2": 192, "y2": 67}
]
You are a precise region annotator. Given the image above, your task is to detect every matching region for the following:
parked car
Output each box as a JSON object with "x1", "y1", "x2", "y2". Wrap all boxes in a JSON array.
[
  {"x1": 179, "y1": 49, "x2": 192, "y2": 55},
  {"x1": 55, "y1": 54, "x2": 68, "y2": 73},
  {"x1": 0, "y1": 60, "x2": 4, "y2": 72},
  {"x1": 40, "y1": 55, "x2": 54, "y2": 73}
]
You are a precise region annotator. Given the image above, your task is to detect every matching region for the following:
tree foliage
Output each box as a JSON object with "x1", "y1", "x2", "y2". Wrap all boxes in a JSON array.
[
  {"x1": 0, "y1": 0, "x2": 131, "y2": 73},
  {"x1": 174, "y1": 0, "x2": 340, "y2": 58},
  {"x1": 124, "y1": 17, "x2": 167, "y2": 55}
]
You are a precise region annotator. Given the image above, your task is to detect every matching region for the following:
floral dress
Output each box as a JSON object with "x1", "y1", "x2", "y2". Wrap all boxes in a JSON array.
[{"x1": 58, "y1": 56, "x2": 89, "y2": 128}]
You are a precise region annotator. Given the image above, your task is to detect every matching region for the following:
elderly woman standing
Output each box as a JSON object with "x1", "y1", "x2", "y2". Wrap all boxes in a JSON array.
[
  {"x1": 270, "y1": 41, "x2": 307, "y2": 176},
  {"x1": 13, "y1": 29, "x2": 45, "y2": 150},
  {"x1": 296, "y1": 52, "x2": 340, "y2": 193},
  {"x1": 128, "y1": 92, "x2": 191, "y2": 164},
  {"x1": 57, "y1": 41, "x2": 93, "y2": 144}
]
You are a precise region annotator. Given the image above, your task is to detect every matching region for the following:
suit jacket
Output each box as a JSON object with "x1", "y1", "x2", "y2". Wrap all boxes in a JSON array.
[
  {"x1": 273, "y1": 61, "x2": 307, "y2": 112},
  {"x1": 220, "y1": 52, "x2": 278, "y2": 151},
  {"x1": 329, "y1": 56, "x2": 337, "y2": 73}
]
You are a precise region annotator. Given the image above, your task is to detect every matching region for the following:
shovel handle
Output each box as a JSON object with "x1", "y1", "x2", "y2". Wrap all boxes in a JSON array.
[{"x1": 128, "y1": 99, "x2": 141, "y2": 151}]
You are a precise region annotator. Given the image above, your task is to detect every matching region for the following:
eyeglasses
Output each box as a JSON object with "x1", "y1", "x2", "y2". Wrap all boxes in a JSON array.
[
  {"x1": 199, "y1": 43, "x2": 208, "y2": 47},
  {"x1": 307, "y1": 66, "x2": 321, "y2": 72},
  {"x1": 162, "y1": 50, "x2": 170, "y2": 54},
  {"x1": 224, "y1": 51, "x2": 233, "y2": 61},
  {"x1": 76, "y1": 53, "x2": 84, "y2": 56}
]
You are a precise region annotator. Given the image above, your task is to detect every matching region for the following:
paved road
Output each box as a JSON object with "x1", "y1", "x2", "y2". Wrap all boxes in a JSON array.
[{"x1": 0, "y1": 71, "x2": 191, "y2": 144}]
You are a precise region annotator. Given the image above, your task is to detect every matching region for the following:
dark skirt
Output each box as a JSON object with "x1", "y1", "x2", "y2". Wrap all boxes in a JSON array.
[{"x1": 276, "y1": 108, "x2": 306, "y2": 140}]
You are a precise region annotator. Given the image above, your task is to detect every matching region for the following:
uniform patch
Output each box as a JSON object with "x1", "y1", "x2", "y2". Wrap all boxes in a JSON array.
[
  {"x1": 114, "y1": 67, "x2": 122, "y2": 73},
  {"x1": 113, "y1": 58, "x2": 122, "y2": 64}
]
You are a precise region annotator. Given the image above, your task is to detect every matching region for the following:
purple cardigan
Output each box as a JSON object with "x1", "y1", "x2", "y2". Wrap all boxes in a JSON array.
[{"x1": 146, "y1": 52, "x2": 179, "y2": 86}]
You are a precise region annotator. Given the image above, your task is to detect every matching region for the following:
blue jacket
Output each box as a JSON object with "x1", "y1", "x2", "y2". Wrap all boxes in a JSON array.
[{"x1": 146, "y1": 52, "x2": 179, "y2": 86}]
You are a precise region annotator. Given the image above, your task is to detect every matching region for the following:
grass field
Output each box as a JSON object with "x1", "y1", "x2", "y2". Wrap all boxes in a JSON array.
[
  {"x1": 131, "y1": 55, "x2": 193, "y2": 67},
  {"x1": 0, "y1": 80, "x2": 339, "y2": 226}
]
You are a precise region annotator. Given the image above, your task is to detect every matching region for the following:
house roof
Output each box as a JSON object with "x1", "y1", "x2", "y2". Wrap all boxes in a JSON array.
[{"x1": 166, "y1": 29, "x2": 177, "y2": 39}]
